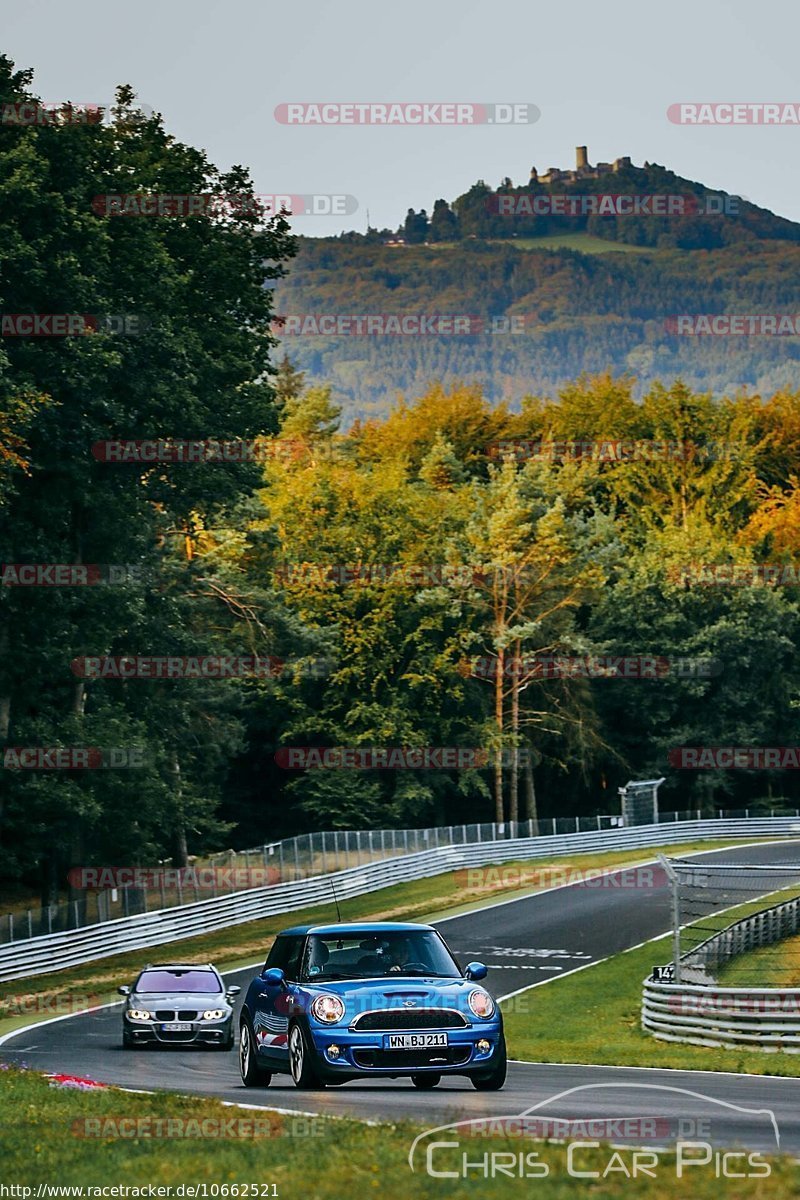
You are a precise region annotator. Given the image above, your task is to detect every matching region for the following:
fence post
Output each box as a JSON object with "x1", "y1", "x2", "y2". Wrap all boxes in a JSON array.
[
  {"x1": 575, "y1": 816, "x2": 579, "y2": 833},
  {"x1": 27, "y1": 909, "x2": 32, "y2": 939},
  {"x1": 9, "y1": 913, "x2": 13, "y2": 942},
  {"x1": 404, "y1": 829, "x2": 409, "y2": 855},
  {"x1": 279, "y1": 842, "x2": 284, "y2": 882},
  {"x1": 73, "y1": 900, "x2": 79, "y2": 930},
  {"x1": 552, "y1": 818, "x2": 556, "y2": 836},
  {"x1": 321, "y1": 832, "x2": 328, "y2": 876},
  {"x1": 47, "y1": 905, "x2": 53, "y2": 935},
  {"x1": 659, "y1": 856, "x2": 681, "y2": 985}
]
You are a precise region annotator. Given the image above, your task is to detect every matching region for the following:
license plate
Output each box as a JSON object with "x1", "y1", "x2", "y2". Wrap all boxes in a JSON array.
[
  {"x1": 385, "y1": 1033, "x2": 448, "y2": 1050},
  {"x1": 162, "y1": 1022, "x2": 193, "y2": 1032}
]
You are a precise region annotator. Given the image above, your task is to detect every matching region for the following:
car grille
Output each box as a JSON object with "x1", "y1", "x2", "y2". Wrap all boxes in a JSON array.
[
  {"x1": 354, "y1": 1046, "x2": 471, "y2": 1069},
  {"x1": 152, "y1": 1010, "x2": 199, "y2": 1021},
  {"x1": 157, "y1": 1030, "x2": 198, "y2": 1042},
  {"x1": 352, "y1": 1008, "x2": 468, "y2": 1031}
]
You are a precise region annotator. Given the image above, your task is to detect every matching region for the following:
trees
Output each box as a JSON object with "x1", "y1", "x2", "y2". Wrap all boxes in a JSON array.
[{"x1": 0, "y1": 54, "x2": 295, "y2": 893}]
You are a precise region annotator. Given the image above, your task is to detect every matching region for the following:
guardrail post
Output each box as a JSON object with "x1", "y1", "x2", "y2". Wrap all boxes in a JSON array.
[{"x1": 659, "y1": 855, "x2": 681, "y2": 985}]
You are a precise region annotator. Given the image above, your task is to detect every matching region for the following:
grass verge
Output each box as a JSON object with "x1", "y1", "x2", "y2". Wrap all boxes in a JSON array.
[{"x1": 0, "y1": 1065, "x2": 796, "y2": 1196}]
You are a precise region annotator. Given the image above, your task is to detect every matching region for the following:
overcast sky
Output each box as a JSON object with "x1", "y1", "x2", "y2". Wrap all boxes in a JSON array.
[{"x1": 4, "y1": 0, "x2": 800, "y2": 236}]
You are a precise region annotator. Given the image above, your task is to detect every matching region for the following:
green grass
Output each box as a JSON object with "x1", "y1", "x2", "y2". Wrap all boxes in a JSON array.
[
  {"x1": 487, "y1": 233, "x2": 657, "y2": 255},
  {"x1": 0, "y1": 838, "x2": 768, "y2": 1039},
  {"x1": 716, "y1": 928, "x2": 800, "y2": 988},
  {"x1": 503, "y1": 883, "x2": 800, "y2": 1076},
  {"x1": 1, "y1": 1066, "x2": 797, "y2": 1196}
]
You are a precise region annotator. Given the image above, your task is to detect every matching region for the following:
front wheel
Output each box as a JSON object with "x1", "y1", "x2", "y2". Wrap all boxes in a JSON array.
[
  {"x1": 411, "y1": 1073, "x2": 441, "y2": 1090},
  {"x1": 288, "y1": 1022, "x2": 326, "y2": 1089},
  {"x1": 239, "y1": 1017, "x2": 272, "y2": 1087},
  {"x1": 470, "y1": 1035, "x2": 507, "y2": 1091}
]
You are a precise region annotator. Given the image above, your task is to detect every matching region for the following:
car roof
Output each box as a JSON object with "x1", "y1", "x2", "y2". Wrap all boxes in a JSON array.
[{"x1": 277, "y1": 922, "x2": 434, "y2": 936}]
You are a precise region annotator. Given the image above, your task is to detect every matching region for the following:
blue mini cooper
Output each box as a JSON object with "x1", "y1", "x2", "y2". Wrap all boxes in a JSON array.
[{"x1": 239, "y1": 921, "x2": 506, "y2": 1090}]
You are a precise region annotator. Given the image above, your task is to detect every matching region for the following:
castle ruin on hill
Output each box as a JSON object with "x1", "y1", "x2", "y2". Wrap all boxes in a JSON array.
[{"x1": 531, "y1": 146, "x2": 633, "y2": 186}]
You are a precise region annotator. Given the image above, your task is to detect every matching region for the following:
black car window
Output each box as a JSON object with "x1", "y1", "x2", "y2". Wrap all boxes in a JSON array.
[
  {"x1": 284, "y1": 936, "x2": 305, "y2": 981},
  {"x1": 264, "y1": 936, "x2": 292, "y2": 974},
  {"x1": 264, "y1": 935, "x2": 304, "y2": 979}
]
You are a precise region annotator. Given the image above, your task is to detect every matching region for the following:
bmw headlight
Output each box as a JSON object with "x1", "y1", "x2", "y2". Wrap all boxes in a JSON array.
[
  {"x1": 311, "y1": 994, "x2": 345, "y2": 1024},
  {"x1": 203, "y1": 1009, "x2": 226, "y2": 1021},
  {"x1": 468, "y1": 989, "x2": 495, "y2": 1019},
  {"x1": 127, "y1": 1009, "x2": 152, "y2": 1022}
]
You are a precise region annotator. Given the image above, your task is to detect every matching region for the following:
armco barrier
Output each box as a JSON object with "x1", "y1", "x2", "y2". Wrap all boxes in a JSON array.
[
  {"x1": 642, "y1": 979, "x2": 800, "y2": 1052},
  {"x1": 1, "y1": 817, "x2": 798, "y2": 983},
  {"x1": 642, "y1": 892, "x2": 800, "y2": 1052}
]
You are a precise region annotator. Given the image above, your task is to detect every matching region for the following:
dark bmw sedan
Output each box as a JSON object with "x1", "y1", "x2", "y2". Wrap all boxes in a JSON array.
[{"x1": 118, "y1": 963, "x2": 240, "y2": 1050}]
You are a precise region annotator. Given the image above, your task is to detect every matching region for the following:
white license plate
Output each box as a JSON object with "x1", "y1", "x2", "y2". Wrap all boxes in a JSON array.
[
  {"x1": 385, "y1": 1033, "x2": 448, "y2": 1049},
  {"x1": 162, "y1": 1022, "x2": 193, "y2": 1032}
]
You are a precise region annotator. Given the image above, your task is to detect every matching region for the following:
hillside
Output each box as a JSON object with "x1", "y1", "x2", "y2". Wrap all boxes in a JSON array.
[{"x1": 272, "y1": 155, "x2": 800, "y2": 423}]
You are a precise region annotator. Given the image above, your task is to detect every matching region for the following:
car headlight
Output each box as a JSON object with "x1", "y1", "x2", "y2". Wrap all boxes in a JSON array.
[
  {"x1": 311, "y1": 994, "x2": 345, "y2": 1024},
  {"x1": 127, "y1": 1009, "x2": 152, "y2": 1021},
  {"x1": 468, "y1": 989, "x2": 495, "y2": 1019},
  {"x1": 202, "y1": 1009, "x2": 226, "y2": 1021}
]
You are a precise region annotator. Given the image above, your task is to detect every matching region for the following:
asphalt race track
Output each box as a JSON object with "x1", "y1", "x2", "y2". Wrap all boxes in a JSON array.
[{"x1": 3, "y1": 839, "x2": 800, "y2": 1154}]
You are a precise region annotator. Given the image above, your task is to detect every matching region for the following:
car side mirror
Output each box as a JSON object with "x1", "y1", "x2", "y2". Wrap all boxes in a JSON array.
[
  {"x1": 118, "y1": 985, "x2": 131, "y2": 996},
  {"x1": 263, "y1": 967, "x2": 285, "y2": 987},
  {"x1": 464, "y1": 961, "x2": 488, "y2": 981},
  {"x1": 226, "y1": 985, "x2": 241, "y2": 998}
]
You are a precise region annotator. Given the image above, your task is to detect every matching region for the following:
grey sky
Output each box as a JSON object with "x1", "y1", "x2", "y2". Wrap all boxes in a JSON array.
[{"x1": 3, "y1": 0, "x2": 799, "y2": 235}]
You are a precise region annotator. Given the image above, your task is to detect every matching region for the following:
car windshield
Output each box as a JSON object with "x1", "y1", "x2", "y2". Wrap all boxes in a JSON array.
[
  {"x1": 300, "y1": 931, "x2": 461, "y2": 981},
  {"x1": 135, "y1": 969, "x2": 221, "y2": 993}
]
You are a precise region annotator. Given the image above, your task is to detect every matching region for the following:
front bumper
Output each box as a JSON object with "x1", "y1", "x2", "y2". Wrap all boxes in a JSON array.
[
  {"x1": 307, "y1": 1022, "x2": 503, "y2": 1075},
  {"x1": 124, "y1": 1017, "x2": 232, "y2": 1046}
]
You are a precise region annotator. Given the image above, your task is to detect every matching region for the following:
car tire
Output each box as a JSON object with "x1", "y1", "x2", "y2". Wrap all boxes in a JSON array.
[
  {"x1": 411, "y1": 1073, "x2": 441, "y2": 1089},
  {"x1": 239, "y1": 1016, "x2": 272, "y2": 1087},
  {"x1": 288, "y1": 1021, "x2": 326, "y2": 1089},
  {"x1": 470, "y1": 1035, "x2": 507, "y2": 1091}
]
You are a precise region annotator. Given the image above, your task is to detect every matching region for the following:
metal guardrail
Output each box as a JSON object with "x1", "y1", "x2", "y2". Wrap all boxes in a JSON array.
[
  {"x1": 684, "y1": 894, "x2": 800, "y2": 980},
  {"x1": 2, "y1": 816, "x2": 799, "y2": 983},
  {"x1": 642, "y1": 978, "x2": 800, "y2": 1052},
  {"x1": 643, "y1": 894, "x2": 800, "y2": 1051}
]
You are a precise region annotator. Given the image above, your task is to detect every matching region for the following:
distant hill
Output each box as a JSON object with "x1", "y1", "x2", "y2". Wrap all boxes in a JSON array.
[{"x1": 272, "y1": 153, "x2": 800, "y2": 423}]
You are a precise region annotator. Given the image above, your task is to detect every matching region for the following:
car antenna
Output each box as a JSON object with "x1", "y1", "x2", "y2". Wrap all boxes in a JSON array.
[{"x1": 330, "y1": 875, "x2": 342, "y2": 923}]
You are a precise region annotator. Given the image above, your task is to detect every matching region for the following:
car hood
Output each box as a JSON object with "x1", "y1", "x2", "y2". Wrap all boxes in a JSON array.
[{"x1": 303, "y1": 977, "x2": 483, "y2": 1009}]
